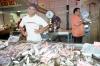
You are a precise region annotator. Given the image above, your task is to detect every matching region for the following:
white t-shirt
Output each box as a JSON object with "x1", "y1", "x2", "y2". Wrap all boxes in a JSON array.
[{"x1": 20, "y1": 14, "x2": 48, "y2": 42}]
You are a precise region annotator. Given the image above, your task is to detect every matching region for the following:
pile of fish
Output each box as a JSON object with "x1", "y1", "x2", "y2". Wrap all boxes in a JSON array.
[
  {"x1": 0, "y1": 41, "x2": 32, "y2": 65},
  {"x1": 1, "y1": 41, "x2": 99, "y2": 66},
  {"x1": 6, "y1": 42, "x2": 82, "y2": 66},
  {"x1": 0, "y1": 41, "x2": 81, "y2": 66}
]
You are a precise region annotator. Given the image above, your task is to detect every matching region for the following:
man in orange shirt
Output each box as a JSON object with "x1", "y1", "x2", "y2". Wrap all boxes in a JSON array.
[{"x1": 71, "y1": 8, "x2": 84, "y2": 43}]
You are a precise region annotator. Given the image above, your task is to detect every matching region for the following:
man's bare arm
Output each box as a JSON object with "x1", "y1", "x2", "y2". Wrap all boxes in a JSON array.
[
  {"x1": 35, "y1": 23, "x2": 52, "y2": 33},
  {"x1": 19, "y1": 27, "x2": 27, "y2": 36}
]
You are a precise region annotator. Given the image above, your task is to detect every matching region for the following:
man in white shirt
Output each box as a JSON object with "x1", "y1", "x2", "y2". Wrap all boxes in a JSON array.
[{"x1": 20, "y1": 4, "x2": 48, "y2": 42}]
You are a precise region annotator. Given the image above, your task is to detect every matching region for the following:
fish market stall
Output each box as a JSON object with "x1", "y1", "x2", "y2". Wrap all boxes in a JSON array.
[{"x1": 0, "y1": 40, "x2": 100, "y2": 66}]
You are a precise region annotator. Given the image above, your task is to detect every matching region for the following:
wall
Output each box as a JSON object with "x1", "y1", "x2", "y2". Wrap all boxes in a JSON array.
[
  {"x1": 0, "y1": 12, "x2": 10, "y2": 25},
  {"x1": 82, "y1": 0, "x2": 100, "y2": 43},
  {"x1": 38, "y1": 0, "x2": 80, "y2": 29}
]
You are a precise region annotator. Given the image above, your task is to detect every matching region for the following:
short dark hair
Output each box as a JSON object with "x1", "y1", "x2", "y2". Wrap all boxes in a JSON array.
[
  {"x1": 27, "y1": 3, "x2": 37, "y2": 10},
  {"x1": 73, "y1": 8, "x2": 80, "y2": 14}
]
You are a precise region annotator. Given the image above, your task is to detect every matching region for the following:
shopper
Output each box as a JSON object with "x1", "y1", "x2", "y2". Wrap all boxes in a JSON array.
[
  {"x1": 71, "y1": 8, "x2": 84, "y2": 43},
  {"x1": 19, "y1": 4, "x2": 48, "y2": 42}
]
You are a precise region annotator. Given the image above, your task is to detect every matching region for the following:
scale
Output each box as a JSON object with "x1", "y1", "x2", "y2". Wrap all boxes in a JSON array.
[
  {"x1": 46, "y1": 10, "x2": 54, "y2": 19},
  {"x1": 46, "y1": 11, "x2": 54, "y2": 32}
]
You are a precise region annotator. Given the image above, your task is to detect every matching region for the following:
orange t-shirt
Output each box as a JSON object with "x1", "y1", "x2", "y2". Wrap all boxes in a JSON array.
[{"x1": 71, "y1": 15, "x2": 84, "y2": 37}]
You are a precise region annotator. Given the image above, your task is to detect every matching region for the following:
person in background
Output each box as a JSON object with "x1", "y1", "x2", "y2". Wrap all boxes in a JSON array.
[
  {"x1": 71, "y1": 8, "x2": 84, "y2": 43},
  {"x1": 19, "y1": 4, "x2": 48, "y2": 42}
]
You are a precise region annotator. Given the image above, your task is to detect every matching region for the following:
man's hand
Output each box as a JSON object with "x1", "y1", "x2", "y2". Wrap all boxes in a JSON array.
[
  {"x1": 34, "y1": 29, "x2": 41, "y2": 33},
  {"x1": 34, "y1": 23, "x2": 53, "y2": 34},
  {"x1": 23, "y1": 32, "x2": 27, "y2": 37}
]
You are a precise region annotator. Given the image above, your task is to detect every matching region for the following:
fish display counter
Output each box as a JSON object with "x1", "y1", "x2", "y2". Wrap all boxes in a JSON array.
[{"x1": 0, "y1": 40, "x2": 100, "y2": 66}]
